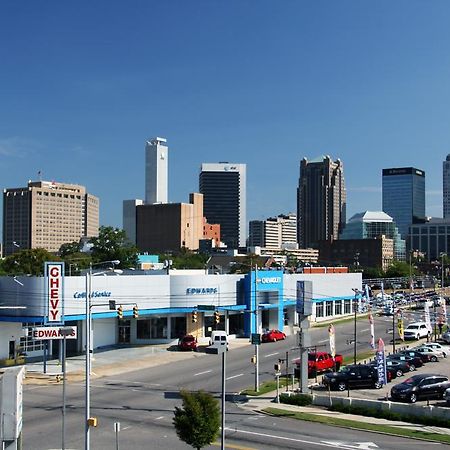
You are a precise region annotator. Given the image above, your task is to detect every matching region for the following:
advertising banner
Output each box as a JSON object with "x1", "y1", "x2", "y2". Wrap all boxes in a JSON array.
[
  {"x1": 368, "y1": 308, "x2": 375, "y2": 349},
  {"x1": 31, "y1": 326, "x2": 77, "y2": 340},
  {"x1": 375, "y1": 338, "x2": 387, "y2": 385},
  {"x1": 397, "y1": 313, "x2": 404, "y2": 341},
  {"x1": 328, "y1": 324, "x2": 336, "y2": 358},
  {"x1": 424, "y1": 301, "x2": 432, "y2": 330},
  {"x1": 45, "y1": 262, "x2": 64, "y2": 323}
]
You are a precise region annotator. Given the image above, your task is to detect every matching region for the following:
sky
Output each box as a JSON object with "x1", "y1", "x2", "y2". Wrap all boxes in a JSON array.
[{"x1": 1, "y1": 1, "x2": 450, "y2": 235}]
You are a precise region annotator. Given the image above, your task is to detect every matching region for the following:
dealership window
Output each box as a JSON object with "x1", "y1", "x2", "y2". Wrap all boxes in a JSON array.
[
  {"x1": 325, "y1": 301, "x2": 333, "y2": 316},
  {"x1": 315, "y1": 302, "x2": 324, "y2": 318},
  {"x1": 19, "y1": 324, "x2": 45, "y2": 353},
  {"x1": 137, "y1": 318, "x2": 167, "y2": 339},
  {"x1": 170, "y1": 316, "x2": 187, "y2": 339},
  {"x1": 335, "y1": 300, "x2": 342, "y2": 316},
  {"x1": 344, "y1": 300, "x2": 351, "y2": 314}
]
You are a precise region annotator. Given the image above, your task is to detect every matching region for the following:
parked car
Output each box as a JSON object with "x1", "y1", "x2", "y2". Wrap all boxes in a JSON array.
[
  {"x1": 322, "y1": 364, "x2": 382, "y2": 391},
  {"x1": 389, "y1": 353, "x2": 423, "y2": 370},
  {"x1": 385, "y1": 359, "x2": 411, "y2": 377},
  {"x1": 261, "y1": 329, "x2": 286, "y2": 343},
  {"x1": 367, "y1": 361, "x2": 396, "y2": 382},
  {"x1": 178, "y1": 334, "x2": 198, "y2": 351},
  {"x1": 414, "y1": 346, "x2": 445, "y2": 362},
  {"x1": 398, "y1": 349, "x2": 433, "y2": 364},
  {"x1": 422, "y1": 342, "x2": 448, "y2": 357},
  {"x1": 445, "y1": 387, "x2": 450, "y2": 406},
  {"x1": 293, "y1": 351, "x2": 343, "y2": 378},
  {"x1": 403, "y1": 322, "x2": 432, "y2": 340},
  {"x1": 442, "y1": 330, "x2": 450, "y2": 344},
  {"x1": 390, "y1": 374, "x2": 450, "y2": 403}
]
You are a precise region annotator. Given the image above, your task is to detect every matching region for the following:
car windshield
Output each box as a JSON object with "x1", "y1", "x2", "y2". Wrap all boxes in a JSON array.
[
  {"x1": 183, "y1": 336, "x2": 195, "y2": 342},
  {"x1": 406, "y1": 325, "x2": 419, "y2": 330},
  {"x1": 402, "y1": 377, "x2": 421, "y2": 386},
  {"x1": 308, "y1": 354, "x2": 318, "y2": 361},
  {"x1": 339, "y1": 366, "x2": 352, "y2": 373}
]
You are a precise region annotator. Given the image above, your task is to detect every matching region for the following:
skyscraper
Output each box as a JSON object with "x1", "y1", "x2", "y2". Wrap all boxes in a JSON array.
[
  {"x1": 382, "y1": 167, "x2": 425, "y2": 239},
  {"x1": 145, "y1": 137, "x2": 168, "y2": 204},
  {"x1": 297, "y1": 156, "x2": 346, "y2": 248},
  {"x1": 199, "y1": 163, "x2": 246, "y2": 249},
  {"x1": 3, "y1": 180, "x2": 99, "y2": 256},
  {"x1": 443, "y1": 155, "x2": 450, "y2": 218}
]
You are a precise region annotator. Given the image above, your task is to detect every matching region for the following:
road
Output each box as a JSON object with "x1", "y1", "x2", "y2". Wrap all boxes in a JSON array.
[{"x1": 22, "y1": 316, "x2": 445, "y2": 449}]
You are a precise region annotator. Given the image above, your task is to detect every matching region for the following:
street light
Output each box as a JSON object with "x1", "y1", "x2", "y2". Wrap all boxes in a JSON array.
[
  {"x1": 85, "y1": 260, "x2": 120, "y2": 450},
  {"x1": 351, "y1": 288, "x2": 359, "y2": 364}
]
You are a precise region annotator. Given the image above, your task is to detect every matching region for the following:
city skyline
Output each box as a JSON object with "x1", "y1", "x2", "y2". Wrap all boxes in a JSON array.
[{"x1": 2, "y1": 2, "x2": 450, "y2": 235}]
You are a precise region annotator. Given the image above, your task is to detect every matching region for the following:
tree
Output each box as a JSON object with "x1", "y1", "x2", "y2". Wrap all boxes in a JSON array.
[
  {"x1": 385, "y1": 260, "x2": 413, "y2": 278},
  {"x1": 89, "y1": 226, "x2": 139, "y2": 269},
  {"x1": 2, "y1": 249, "x2": 61, "y2": 276},
  {"x1": 173, "y1": 390, "x2": 220, "y2": 450},
  {"x1": 58, "y1": 241, "x2": 82, "y2": 257}
]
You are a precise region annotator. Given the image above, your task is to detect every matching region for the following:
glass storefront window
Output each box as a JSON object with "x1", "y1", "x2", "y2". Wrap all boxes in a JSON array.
[
  {"x1": 326, "y1": 301, "x2": 333, "y2": 316},
  {"x1": 344, "y1": 300, "x2": 351, "y2": 314},
  {"x1": 137, "y1": 318, "x2": 167, "y2": 339},
  {"x1": 335, "y1": 301, "x2": 342, "y2": 315},
  {"x1": 316, "y1": 302, "x2": 324, "y2": 318}
]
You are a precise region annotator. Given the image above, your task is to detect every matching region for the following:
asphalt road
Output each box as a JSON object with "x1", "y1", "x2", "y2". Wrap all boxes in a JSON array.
[{"x1": 22, "y1": 316, "x2": 449, "y2": 449}]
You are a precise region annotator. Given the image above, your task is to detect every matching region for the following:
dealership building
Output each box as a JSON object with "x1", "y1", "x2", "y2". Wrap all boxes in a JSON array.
[{"x1": 0, "y1": 268, "x2": 362, "y2": 361}]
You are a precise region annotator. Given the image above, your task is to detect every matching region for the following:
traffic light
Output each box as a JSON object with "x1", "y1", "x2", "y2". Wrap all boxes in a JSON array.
[
  {"x1": 251, "y1": 355, "x2": 257, "y2": 364},
  {"x1": 117, "y1": 305, "x2": 123, "y2": 319},
  {"x1": 133, "y1": 304, "x2": 139, "y2": 319},
  {"x1": 214, "y1": 310, "x2": 220, "y2": 324},
  {"x1": 274, "y1": 363, "x2": 281, "y2": 372},
  {"x1": 192, "y1": 310, "x2": 198, "y2": 323}
]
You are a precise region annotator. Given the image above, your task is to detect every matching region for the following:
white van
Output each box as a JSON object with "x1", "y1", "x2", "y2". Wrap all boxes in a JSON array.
[{"x1": 209, "y1": 330, "x2": 228, "y2": 348}]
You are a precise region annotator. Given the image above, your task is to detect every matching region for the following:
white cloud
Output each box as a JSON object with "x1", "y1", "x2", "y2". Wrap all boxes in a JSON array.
[{"x1": 0, "y1": 137, "x2": 40, "y2": 158}]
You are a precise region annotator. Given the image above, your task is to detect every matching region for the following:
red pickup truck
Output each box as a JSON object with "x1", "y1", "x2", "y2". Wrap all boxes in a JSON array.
[{"x1": 294, "y1": 351, "x2": 343, "y2": 378}]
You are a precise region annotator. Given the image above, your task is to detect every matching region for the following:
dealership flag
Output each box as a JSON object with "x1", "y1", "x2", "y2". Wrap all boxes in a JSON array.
[
  {"x1": 424, "y1": 301, "x2": 432, "y2": 330},
  {"x1": 328, "y1": 324, "x2": 336, "y2": 358},
  {"x1": 368, "y1": 308, "x2": 375, "y2": 349},
  {"x1": 376, "y1": 338, "x2": 387, "y2": 385}
]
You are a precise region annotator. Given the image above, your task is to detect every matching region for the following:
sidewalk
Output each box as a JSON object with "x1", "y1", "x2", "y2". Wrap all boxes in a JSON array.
[{"x1": 240, "y1": 389, "x2": 450, "y2": 438}]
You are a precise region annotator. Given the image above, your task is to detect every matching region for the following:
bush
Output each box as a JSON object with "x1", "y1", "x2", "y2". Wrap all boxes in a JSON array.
[
  {"x1": 280, "y1": 393, "x2": 312, "y2": 406},
  {"x1": 328, "y1": 403, "x2": 449, "y2": 429}
]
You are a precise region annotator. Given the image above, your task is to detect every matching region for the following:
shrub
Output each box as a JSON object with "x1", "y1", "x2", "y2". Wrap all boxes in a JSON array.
[{"x1": 279, "y1": 393, "x2": 312, "y2": 406}]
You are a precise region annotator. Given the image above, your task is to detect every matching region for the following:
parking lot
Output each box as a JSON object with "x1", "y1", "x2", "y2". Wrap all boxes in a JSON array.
[{"x1": 312, "y1": 338, "x2": 450, "y2": 407}]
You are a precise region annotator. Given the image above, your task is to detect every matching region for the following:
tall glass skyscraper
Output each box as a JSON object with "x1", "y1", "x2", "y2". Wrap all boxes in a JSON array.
[
  {"x1": 145, "y1": 137, "x2": 168, "y2": 204},
  {"x1": 199, "y1": 163, "x2": 246, "y2": 249},
  {"x1": 382, "y1": 167, "x2": 425, "y2": 239},
  {"x1": 443, "y1": 155, "x2": 450, "y2": 218}
]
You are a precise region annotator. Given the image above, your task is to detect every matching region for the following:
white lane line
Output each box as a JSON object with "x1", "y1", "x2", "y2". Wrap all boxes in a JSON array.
[
  {"x1": 318, "y1": 339, "x2": 328, "y2": 343},
  {"x1": 224, "y1": 428, "x2": 379, "y2": 449},
  {"x1": 360, "y1": 328, "x2": 370, "y2": 332},
  {"x1": 264, "y1": 352, "x2": 279, "y2": 358},
  {"x1": 155, "y1": 416, "x2": 165, "y2": 420},
  {"x1": 226, "y1": 373, "x2": 244, "y2": 380},
  {"x1": 194, "y1": 370, "x2": 212, "y2": 377}
]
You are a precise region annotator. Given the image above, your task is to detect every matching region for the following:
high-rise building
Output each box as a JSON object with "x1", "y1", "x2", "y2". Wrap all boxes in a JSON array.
[
  {"x1": 443, "y1": 155, "x2": 450, "y2": 218},
  {"x1": 248, "y1": 213, "x2": 297, "y2": 249},
  {"x1": 297, "y1": 156, "x2": 346, "y2": 248},
  {"x1": 382, "y1": 167, "x2": 425, "y2": 239},
  {"x1": 339, "y1": 211, "x2": 406, "y2": 260},
  {"x1": 3, "y1": 180, "x2": 99, "y2": 256},
  {"x1": 123, "y1": 199, "x2": 144, "y2": 244},
  {"x1": 199, "y1": 163, "x2": 246, "y2": 249},
  {"x1": 145, "y1": 137, "x2": 168, "y2": 204}
]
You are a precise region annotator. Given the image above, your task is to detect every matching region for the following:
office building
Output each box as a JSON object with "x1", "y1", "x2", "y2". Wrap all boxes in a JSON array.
[
  {"x1": 249, "y1": 213, "x2": 297, "y2": 249},
  {"x1": 409, "y1": 218, "x2": 450, "y2": 261},
  {"x1": 145, "y1": 137, "x2": 168, "y2": 204},
  {"x1": 136, "y1": 193, "x2": 204, "y2": 252},
  {"x1": 443, "y1": 155, "x2": 450, "y2": 218},
  {"x1": 199, "y1": 163, "x2": 246, "y2": 249},
  {"x1": 123, "y1": 199, "x2": 144, "y2": 244},
  {"x1": 297, "y1": 156, "x2": 346, "y2": 248},
  {"x1": 382, "y1": 167, "x2": 425, "y2": 239},
  {"x1": 340, "y1": 211, "x2": 406, "y2": 260},
  {"x1": 3, "y1": 180, "x2": 99, "y2": 256}
]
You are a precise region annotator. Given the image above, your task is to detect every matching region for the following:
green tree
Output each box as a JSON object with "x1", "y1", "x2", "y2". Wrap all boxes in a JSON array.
[
  {"x1": 173, "y1": 390, "x2": 220, "y2": 450},
  {"x1": 385, "y1": 260, "x2": 413, "y2": 278},
  {"x1": 2, "y1": 249, "x2": 61, "y2": 276},
  {"x1": 89, "y1": 226, "x2": 139, "y2": 269},
  {"x1": 58, "y1": 241, "x2": 82, "y2": 257}
]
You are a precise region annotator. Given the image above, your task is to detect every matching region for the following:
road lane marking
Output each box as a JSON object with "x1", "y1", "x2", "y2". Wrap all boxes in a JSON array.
[
  {"x1": 194, "y1": 370, "x2": 212, "y2": 376},
  {"x1": 264, "y1": 352, "x2": 279, "y2": 358},
  {"x1": 360, "y1": 328, "x2": 370, "y2": 332},
  {"x1": 226, "y1": 373, "x2": 244, "y2": 380},
  {"x1": 225, "y1": 428, "x2": 383, "y2": 449},
  {"x1": 318, "y1": 339, "x2": 328, "y2": 343},
  {"x1": 155, "y1": 416, "x2": 165, "y2": 420}
]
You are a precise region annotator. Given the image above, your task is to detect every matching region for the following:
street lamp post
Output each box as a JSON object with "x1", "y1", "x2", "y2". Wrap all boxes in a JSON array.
[
  {"x1": 253, "y1": 265, "x2": 259, "y2": 393},
  {"x1": 85, "y1": 260, "x2": 120, "y2": 450},
  {"x1": 352, "y1": 289, "x2": 359, "y2": 364}
]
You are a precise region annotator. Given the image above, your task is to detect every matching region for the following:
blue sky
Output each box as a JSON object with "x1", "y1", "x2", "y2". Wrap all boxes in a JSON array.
[{"x1": 1, "y1": 1, "x2": 450, "y2": 234}]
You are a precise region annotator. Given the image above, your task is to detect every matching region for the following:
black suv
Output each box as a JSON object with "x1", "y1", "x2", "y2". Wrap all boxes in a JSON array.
[
  {"x1": 390, "y1": 374, "x2": 450, "y2": 403},
  {"x1": 323, "y1": 364, "x2": 382, "y2": 391}
]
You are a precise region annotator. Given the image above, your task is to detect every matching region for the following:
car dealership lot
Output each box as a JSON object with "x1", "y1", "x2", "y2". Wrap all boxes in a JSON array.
[{"x1": 313, "y1": 341, "x2": 450, "y2": 407}]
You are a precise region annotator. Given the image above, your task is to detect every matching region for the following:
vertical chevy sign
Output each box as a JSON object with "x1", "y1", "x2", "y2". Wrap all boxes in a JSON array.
[{"x1": 45, "y1": 262, "x2": 64, "y2": 323}]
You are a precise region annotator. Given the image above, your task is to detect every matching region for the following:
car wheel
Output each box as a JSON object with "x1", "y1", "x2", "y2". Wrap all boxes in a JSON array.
[
  {"x1": 337, "y1": 381, "x2": 347, "y2": 391},
  {"x1": 409, "y1": 393, "x2": 417, "y2": 403},
  {"x1": 374, "y1": 381, "x2": 382, "y2": 389},
  {"x1": 431, "y1": 355, "x2": 438, "y2": 362},
  {"x1": 396, "y1": 369, "x2": 403, "y2": 377}
]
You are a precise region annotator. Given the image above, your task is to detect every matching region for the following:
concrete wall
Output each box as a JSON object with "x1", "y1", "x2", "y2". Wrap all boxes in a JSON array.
[
  {"x1": 0, "y1": 323, "x2": 22, "y2": 359},
  {"x1": 312, "y1": 394, "x2": 450, "y2": 420}
]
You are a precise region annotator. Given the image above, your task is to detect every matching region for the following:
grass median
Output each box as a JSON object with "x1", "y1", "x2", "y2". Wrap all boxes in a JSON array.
[{"x1": 263, "y1": 407, "x2": 450, "y2": 444}]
